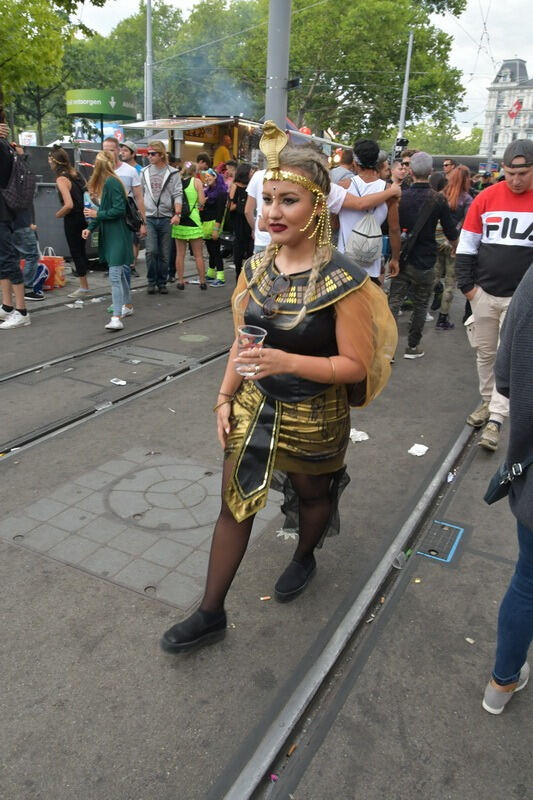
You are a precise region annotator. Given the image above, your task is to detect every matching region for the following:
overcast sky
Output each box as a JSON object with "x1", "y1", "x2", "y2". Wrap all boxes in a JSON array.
[{"x1": 79, "y1": 0, "x2": 533, "y2": 133}]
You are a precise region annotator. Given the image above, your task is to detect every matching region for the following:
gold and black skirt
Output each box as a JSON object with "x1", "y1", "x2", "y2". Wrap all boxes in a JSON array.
[{"x1": 224, "y1": 380, "x2": 351, "y2": 532}]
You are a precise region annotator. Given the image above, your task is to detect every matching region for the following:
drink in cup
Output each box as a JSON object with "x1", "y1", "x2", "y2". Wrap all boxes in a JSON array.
[{"x1": 235, "y1": 325, "x2": 267, "y2": 377}]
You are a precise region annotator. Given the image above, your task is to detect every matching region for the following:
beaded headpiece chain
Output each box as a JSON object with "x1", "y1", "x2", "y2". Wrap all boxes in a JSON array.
[{"x1": 259, "y1": 121, "x2": 331, "y2": 246}]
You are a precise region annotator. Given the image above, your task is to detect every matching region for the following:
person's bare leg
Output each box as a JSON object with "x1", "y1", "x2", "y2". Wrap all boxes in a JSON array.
[
  {"x1": 1, "y1": 278, "x2": 12, "y2": 307},
  {"x1": 191, "y1": 238, "x2": 206, "y2": 283},
  {"x1": 12, "y1": 282, "x2": 26, "y2": 311},
  {"x1": 79, "y1": 275, "x2": 89, "y2": 290},
  {"x1": 176, "y1": 240, "x2": 186, "y2": 284}
]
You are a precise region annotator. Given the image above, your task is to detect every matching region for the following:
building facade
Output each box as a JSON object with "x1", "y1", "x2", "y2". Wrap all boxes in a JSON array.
[{"x1": 479, "y1": 59, "x2": 533, "y2": 161}]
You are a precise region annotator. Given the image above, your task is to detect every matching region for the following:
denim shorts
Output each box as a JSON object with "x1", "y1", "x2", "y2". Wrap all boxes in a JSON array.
[{"x1": 0, "y1": 222, "x2": 24, "y2": 284}]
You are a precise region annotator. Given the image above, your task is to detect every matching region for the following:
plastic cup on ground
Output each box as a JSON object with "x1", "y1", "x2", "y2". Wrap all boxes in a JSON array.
[{"x1": 236, "y1": 325, "x2": 267, "y2": 377}]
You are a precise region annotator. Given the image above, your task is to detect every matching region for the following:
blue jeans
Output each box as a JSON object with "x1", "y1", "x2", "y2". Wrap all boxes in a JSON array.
[
  {"x1": 109, "y1": 265, "x2": 131, "y2": 316},
  {"x1": 146, "y1": 217, "x2": 171, "y2": 287},
  {"x1": 13, "y1": 227, "x2": 39, "y2": 287},
  {"x1": 493, "y1": 521, "x2": 533, "y2": 684}
]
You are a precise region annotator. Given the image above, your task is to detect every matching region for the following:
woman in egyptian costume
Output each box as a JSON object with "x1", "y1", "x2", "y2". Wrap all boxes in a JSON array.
[{"x1": 161, "y1": 123, "x2": 397, "y2": 653}]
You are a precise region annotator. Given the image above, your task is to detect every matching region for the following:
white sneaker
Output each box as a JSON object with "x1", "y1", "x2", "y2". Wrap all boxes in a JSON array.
[
  {"x1": 68, "y1": 287, "x2": 91, "y2": 299},
  {"x1": 121, "y1": 305, "x2": 134, "y2": 317},
  {"x1": 425, "y1": 312, "x2": 434, "y2": 322},
  {"x1": 0, "y1": 310, "x2": 31, "y2": 329},
  {"x1": 105, "y1": 316, "x2": 124, "y2": 331},
  {"x1": 0, "y1": 306, "x2": 14, "y2": 320}
]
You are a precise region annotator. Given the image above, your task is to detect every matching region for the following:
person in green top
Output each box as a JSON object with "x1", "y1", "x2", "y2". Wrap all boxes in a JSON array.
[
  {"x1": 83, "y1": 151, "x2": 133, "y2": 331},
  {"x1": 171, "y1": 162, "x2": 207, "y2": 290}
]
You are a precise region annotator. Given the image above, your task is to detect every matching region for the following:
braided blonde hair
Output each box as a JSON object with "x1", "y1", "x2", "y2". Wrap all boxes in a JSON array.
[{"x1": 233, "y1": 145, "x2": 332, "y2": 329}]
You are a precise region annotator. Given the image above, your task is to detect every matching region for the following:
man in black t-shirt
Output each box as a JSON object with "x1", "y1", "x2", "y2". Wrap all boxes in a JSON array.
[
  {"x1": 0, "y1": 122, "x2": 30, "y2": 328},
  {"x1": 388, "y1": 151, "x2": 458, "y2": 359}
]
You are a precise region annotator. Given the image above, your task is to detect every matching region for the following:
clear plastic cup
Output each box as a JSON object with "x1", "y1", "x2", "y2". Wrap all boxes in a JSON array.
[{"x1": 236, "y1": 325, "x2": 267, "y2": 377}]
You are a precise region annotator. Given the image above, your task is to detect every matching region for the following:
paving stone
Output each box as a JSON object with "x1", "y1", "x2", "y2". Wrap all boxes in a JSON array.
[
  {"x1": 25, "y1": 498, "x2": 69, "y2": 522},
  {"x1": 201, "y1": 472, "x2": 223, "y2": 494},
  {"x1": 99, "y1": 459, "x2": 138, "y2": 477},
  {"x1": 47, "y1": 534, "x2": 100, "y2": 564},
  {"x1": 109, "y1": 528, "x2": 159, "y2": 555},
  {"x1": 147, "y1": 479, "x2": 190, "y2": 493},
  {"x1": 113, "y1": 467, "x2": 163, "y2": 492},
  {"x1": 178, "y1": 483, "x2": 207, "y2": 507},
  {"x1": 256, "y1": 501, "x2": 282, "y2": 521},
  {"x1": 156, "y1": 571, "x2": 204, "y2": 610},
  {"x1": 178, "y1": 550, "x2": 209, "y2": 580},
  {"x1": 139, "y1": 506, "x2": 198, "y2": 531},
  {"x1": 108, "y1": 490, "x2": 152, "y2": 519},
  {"x1": 142, "y1": 539, "x2": 192, "y2": 568},
  {"x1": 121, "y1": 447, "x2": 157, "y2": 464},
  {"x1": 113, "y1": 559, "x2": 169, "y2": 592},
  {"x1": 79, "y1": 517, "x2": 128, "y2": 544},
  {"x1": 166, "y1": 525, "x2": 213, "y2": 549},
  {"x1": 145, "y1": 490, "x2": 184, "y2": 510},
  {"x1": 48, "y1": 483, "x2": 94, "y2": 506},
  {"x1": 19, "y1": 524, "x2": 71, "y2": 552},
  {"x1": 0, "y1": 514, "x2": 40, "y2": 540},
  {"x1": 158, "y1": 464, "x2": 210, "y2": 481},
  {"x1": 74, "y1": 470, "x2": 116, "y2": 490},
  {"x1": 48, "y1": 507, "x2": 98, "y2": 533},
  {"x1": 75, "y1": 492, "x2": 107, "y2": 515},
  {"x1": 80, "y1": 547, "x2": 132, "y2": 577},
  {"x1": 188, "y1": 495, "x2": 221, "y2": 527}
]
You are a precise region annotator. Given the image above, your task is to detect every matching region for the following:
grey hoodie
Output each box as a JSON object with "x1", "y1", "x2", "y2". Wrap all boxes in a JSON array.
[{"x1": 141, "y1": 164, "x2": 182, "y2": 218}]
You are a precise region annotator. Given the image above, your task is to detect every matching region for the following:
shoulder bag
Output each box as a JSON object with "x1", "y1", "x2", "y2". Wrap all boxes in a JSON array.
[
  {"x1": 399, "y1": 191, "x2": 438, "y2": 268},
  {"x1": 484, "y1": 455, "x2": 533, "y2": 505}
]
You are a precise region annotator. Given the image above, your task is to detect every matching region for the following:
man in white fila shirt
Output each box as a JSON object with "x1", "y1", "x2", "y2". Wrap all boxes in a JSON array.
[{"x1": 456, "y1": 139, "x2": 533, "y2": 451}]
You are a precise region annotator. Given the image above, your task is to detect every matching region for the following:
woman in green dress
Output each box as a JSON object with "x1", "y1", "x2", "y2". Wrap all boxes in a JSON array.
[
  {"x1": 82, "y1": 151, "x2": 133, "y2": 330},
  {"x1": 171, "y1": 162, "x2": 207, "y2": 290}
]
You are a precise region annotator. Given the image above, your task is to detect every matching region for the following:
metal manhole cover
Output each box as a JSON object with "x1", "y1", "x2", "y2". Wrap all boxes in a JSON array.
[{"x1": 416, "y1": 520, "x2": 464, "y2": 563}]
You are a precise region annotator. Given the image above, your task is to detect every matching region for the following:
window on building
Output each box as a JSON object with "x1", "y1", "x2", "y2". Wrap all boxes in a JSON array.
[
  {"x1": 512, "y1": 132, "x2": 518, "y2": 141},
  {"x1": 494, "y1": 133, "x2": 499, "y2": 143}
]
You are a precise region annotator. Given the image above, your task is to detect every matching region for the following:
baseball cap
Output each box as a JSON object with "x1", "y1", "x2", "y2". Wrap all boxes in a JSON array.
[
  {"x1": 121, "y1": 140, "x2": 137, "y2": 153},
  {"x1": 502, "y1": 139, "x2": 533, "y2": 168},
  {"x1": 482, "y1": 171, "x2": 492, "y2": 178}
]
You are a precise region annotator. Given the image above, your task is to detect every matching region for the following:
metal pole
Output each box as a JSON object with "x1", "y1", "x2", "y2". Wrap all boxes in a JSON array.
[
  {"x1": 397, "y1": 30, "x2": 414, "y2": 139},
  {"x1": 145, "y1": 0, "x2": 153, "y2": 131},
  {"x1": 265, "y1": 0, "x2": 292, "y2": 128}
]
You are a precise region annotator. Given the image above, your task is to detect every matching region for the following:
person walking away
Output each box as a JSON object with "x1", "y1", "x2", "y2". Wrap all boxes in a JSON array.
[
  {"x1": 456, "y1": 139, "x2": 533, "y2": 452},
  {"x1": 482, "y1": 263, "x2": 533, "y2": 714},
  {"x1": 82, "y1": 151, "x2": 133, "y2": 331},
  {"x1": 48, "y1": 146, "x2": 91, "y2": 300},
  {"x1": 171, "y1": 162, "x2": 207, "y2": 290},
  {"x1": 433, "y1": 164, "x2": 473, "y2": 330},
  {"x1": 140, "y1": 141, "x2": 182, "y2": 294},
  {"x1": 160, "y1": 121, "x2": 397, "y2": 652},
  {"x1": 388, "y1": 151, "x2": 458, "y2": 359},
  {"x1": 338, "y1": 139, "x2": 400, "y2": 285},
  {"x1": 228, "y1": 162, "x2": 253, "y2": 280},
  {"x1": 0, "y1": 120, "x2": 30, "y2": 329},
  {"x1": 201, "y1": 168, "x2": 227, "y2": 286},
  {"x1": 119, "y1": 140, "x2": 145, "y2": 278}
]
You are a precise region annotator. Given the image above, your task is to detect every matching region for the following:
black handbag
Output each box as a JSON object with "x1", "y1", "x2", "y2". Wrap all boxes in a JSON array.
[
  {"x1": 399, "y1": 192, "x2": 438, "y2": 268},
  {"x1": 484, "y1": 455, "x2": 533, "y2": 505},
  {"x1": 125, "y1": 196, "x2": 143, "y2": 232}
]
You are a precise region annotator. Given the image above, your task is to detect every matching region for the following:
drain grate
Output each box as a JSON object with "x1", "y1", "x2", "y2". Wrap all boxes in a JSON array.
[{"x1": 416, "y1": 520, "x2": 464, "y2": 564}]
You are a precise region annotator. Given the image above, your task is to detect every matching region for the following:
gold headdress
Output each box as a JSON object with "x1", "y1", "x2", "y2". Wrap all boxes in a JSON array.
[{"x1": 259, "y1": 121, "x2": 331, "y2": 246}]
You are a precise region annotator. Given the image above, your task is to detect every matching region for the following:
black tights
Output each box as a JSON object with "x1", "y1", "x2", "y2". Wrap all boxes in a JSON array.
[{"x1": 200, "y1": 463, "x2": 333, "y2": 613}]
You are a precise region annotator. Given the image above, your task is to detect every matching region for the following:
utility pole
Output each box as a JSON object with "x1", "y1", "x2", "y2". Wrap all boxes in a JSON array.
[
  {"x1": 144, "y1": 0, "x2": 153, "y2": 131},
  {"x1": 265, "y1": 0, "x2": 292, "y2": 128},
  {"x1": 397, "y1": 30, "x2": 414, "y2": 140}
]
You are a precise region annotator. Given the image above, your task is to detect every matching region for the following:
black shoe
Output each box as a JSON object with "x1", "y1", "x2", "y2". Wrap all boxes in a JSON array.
[
  {"x1": 130, "y1": 267, "x2": 139, "y2": 278},
  {"x1": 435, "y1": 313, "x2": 455, "y2": 330},
  {"x1": 274, "y1": 555, "x2": 316, "y2": 602},
  {"x1": 176, "y1": 282, "x2": 185, "y2": 290},
  {"x1": 430, "y1": 282, "x2": 444, "y2": 311},
  {"x1": 158, "y1": 285, "x2": 168, "y2": 294},
  {"x1": 147, "y1": 285, "x2": 157, "y2": 294},
  {"x1": 24, "y1": 290, "x2": 44, "y2": 301},
  {"x1": 160, "y1": 609, "x2": 227, "y2": 653},
  {"x1": 200, "y1": 283, "x2": 207, "y2": 290}
]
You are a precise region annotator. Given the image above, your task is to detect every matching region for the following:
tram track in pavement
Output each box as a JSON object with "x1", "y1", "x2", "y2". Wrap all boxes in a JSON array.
[{"x1": 0, "y1": 301, "x2": 233, "y2": 457}]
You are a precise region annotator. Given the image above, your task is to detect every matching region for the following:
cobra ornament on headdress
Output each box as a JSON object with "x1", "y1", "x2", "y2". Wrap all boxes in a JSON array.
[{"x1": 259, "y1": 120, "x2": 332, "y2": 247}]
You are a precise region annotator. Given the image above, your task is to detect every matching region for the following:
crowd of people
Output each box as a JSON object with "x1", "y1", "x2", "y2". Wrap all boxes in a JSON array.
[{"x1": 1, "y1": 112, "x2": 532, "y2": 713}]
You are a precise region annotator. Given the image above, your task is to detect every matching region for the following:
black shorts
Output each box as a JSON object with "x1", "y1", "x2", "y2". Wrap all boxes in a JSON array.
[{"x1": 0, "y1": 222, "x2": 23, "y2": 284}]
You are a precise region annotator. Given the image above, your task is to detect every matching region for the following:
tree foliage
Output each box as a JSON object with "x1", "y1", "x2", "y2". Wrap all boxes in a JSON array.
[{"x1": 403, "y1": 122, "x2": 483, "y2": 155}]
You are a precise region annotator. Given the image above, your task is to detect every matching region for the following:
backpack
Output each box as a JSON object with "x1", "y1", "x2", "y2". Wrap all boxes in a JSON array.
[
  {"x1": 345, "y1": 177, "x2": 384, "y2": 265},
  {"x1": 1, "y1": 152, "x2": 37, "y2": 211},
  {"x1": 180, "y1": 177, "x2": 193, "y2": 219}
]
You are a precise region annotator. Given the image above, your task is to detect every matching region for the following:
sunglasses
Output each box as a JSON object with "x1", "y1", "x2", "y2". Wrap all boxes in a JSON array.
[
  {"x1": 443, "y1": 162, "x2": 453, "y2": 167},
  {"x1": 262, "y1": 274, "x2": 291, "y2": 318},
  {"x1": 401, "y1": 161, "x2": 410, "y2": 167},
  {"x1": 147, "y1": 151, "x2": 159, "y2": 156}
]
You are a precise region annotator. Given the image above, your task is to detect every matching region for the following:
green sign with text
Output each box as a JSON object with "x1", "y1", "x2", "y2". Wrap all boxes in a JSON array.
[{"x1": 66, "y1": 89, "x2": 137, "y2": 120}]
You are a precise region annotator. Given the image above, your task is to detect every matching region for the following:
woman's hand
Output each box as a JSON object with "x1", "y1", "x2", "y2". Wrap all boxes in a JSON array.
[
  {"x1": 84, "y1": 207, "x2": 97, "y2": 219},
  {"x1": 216, "y1": 402, "x2": 232, "y2": 448},
  {"x1": 234, "y1": 347, "x2": 290, "y2": 380},
  {"x1": 81, "y1": 228, "x2": 90, "y2": 240}
]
